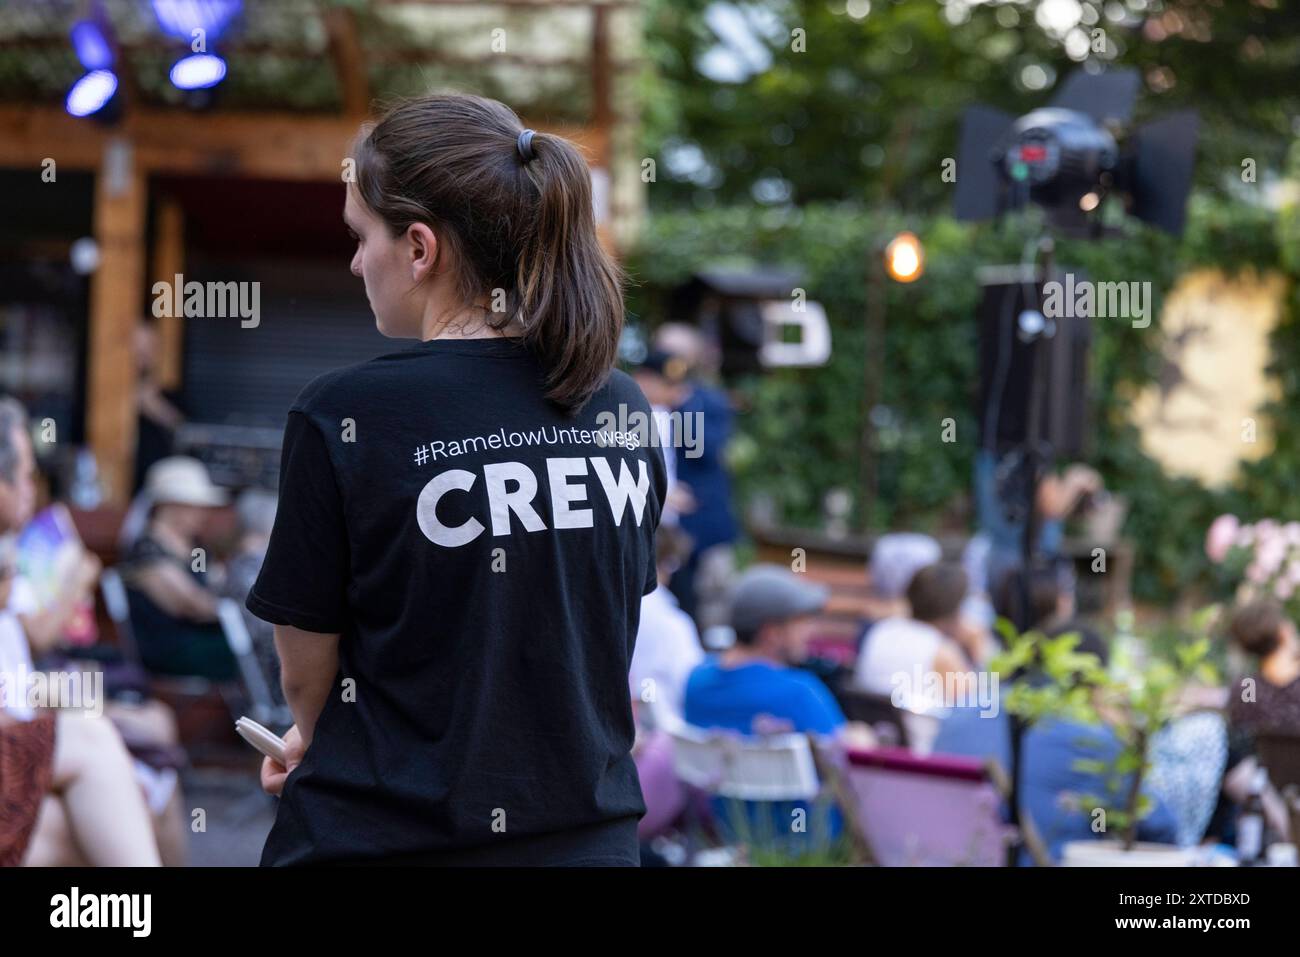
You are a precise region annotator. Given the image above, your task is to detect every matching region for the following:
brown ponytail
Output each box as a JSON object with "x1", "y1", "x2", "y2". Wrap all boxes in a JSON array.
[{"x1": 352, "y1": 93, "x2": 625, "y2": 412}]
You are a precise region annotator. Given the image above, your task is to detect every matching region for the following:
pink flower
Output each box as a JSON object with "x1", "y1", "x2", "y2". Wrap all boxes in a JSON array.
[
  {"x1": 1206, "y1": 514, "x2": 1240, "y2": 563},
  {"x1": 1258, "y1": 535, "x2": 1287, "y2": 577},
  {"x1": 1287, "y1": 561, "x2": 1300, "y2": 586},
  {"x1": 1276, "y1": 578, "x2": 1295, "y2": 601}
]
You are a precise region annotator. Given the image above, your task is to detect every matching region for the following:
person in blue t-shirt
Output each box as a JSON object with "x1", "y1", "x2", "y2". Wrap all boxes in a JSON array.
[{"x1": 684, "y1": 564, "x2": 866, "y2": 853}]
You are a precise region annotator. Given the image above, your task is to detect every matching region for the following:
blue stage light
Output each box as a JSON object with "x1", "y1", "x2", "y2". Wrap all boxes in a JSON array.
[
  {"x1": 151, "y1": 0, "x2": 242, "y2": 42},
  {"x1": 70, "y1": 20, "x2": 114, "y2": 71},
  {"x1": 169, "y1": 53, "x2": 227, "y2": 90},
  {"x1": 66, "y1": 70, "x2": 119, "y2": 117}
]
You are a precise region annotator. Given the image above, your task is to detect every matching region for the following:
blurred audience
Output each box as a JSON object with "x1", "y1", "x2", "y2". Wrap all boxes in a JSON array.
[
  {"x1": 1228, "y1": 599, "x2": 1300, "y2": 744},
  {"x1": 119, "y1": 456, "x2": 235, "y2": 683},
  {"x1": 630, "y1": 524, "x2": 702, "y2": 725},
  {"x1": 855, "y1": 562, "x2": 993, "y2": 711},
  {"x1": 0, "y1": 396, "x2": 161, "y2": 866},
  {"x1": 1220, "y1": 600, "x2": 1298, "y2": 842},
  {"x1": 1015, "y1": 625, "x2": 1181, "y2": 864},
  {"x1": 654, "y1": 323, "x2": 739, "y2": 631},
  {"x1": 685, "y1": 564, "x2": 847, "y2": 739},
  {"x1": 684, "y1": 564, "x2": 873, "y2": 852},
  {"x1": 862, "y1": 532, "x2": 941, "y2": 629},
  {"x1": 631, "y1": 351, "x2": 691, "y2": 528}
]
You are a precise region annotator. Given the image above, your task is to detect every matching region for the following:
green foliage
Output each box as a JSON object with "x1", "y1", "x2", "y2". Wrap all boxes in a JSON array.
[
  {"x1": 626, "y1": 193, "x2": 1297, "y2": 606},
  {"x1": 640, "y1": 0, "x2": 1300, "y2": 213},
  {"x1": 989, "y1": 612, "x2": 1218, "y2": 849}
]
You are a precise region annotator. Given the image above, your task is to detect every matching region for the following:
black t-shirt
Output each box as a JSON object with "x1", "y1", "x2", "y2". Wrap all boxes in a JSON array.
[{"x1": 246, "y1": 337, "x2": 666, "y2": 865}]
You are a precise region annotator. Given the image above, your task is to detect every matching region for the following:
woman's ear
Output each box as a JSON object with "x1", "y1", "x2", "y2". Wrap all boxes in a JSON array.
[{"x1": 406, "y1": 222, "x2": 440, "y2": 283}]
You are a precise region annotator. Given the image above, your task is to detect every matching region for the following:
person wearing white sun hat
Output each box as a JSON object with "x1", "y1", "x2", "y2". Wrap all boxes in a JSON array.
[{"x1": 119, "y1": 457, "x2": 236, "y2": 682}]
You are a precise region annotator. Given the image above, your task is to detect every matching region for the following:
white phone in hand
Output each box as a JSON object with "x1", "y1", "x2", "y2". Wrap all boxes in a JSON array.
[{"x1": 235, "y1": 716, "x2": 288, "y2": 765}]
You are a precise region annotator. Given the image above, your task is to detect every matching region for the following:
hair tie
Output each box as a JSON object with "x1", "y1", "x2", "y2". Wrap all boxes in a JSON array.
[{"x1": 517, "y1": 129, "x2": 536, "y2": 164}]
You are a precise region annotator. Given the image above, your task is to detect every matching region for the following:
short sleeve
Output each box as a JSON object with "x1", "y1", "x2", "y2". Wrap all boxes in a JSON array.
[
  {"x1": 643, "y1": 442, "x2": 669, "y2": 597},
  {"x1": 245, "y1": 411, "x2": 350, "y2": 633}
]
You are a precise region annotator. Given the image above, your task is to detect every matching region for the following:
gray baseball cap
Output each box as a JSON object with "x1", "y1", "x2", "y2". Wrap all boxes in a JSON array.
[{"x1": 728, "y1": 564, "x2": 830, "y2": 635}]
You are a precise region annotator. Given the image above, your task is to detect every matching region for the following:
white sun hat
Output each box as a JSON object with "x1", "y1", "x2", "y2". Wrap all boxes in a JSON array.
[{"x1": 142, "y1": 456, "x2": 229, "y2": 508}]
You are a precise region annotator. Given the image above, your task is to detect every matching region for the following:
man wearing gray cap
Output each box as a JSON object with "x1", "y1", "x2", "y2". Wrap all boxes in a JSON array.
[{"x1": 683, "y1": 564, "x2": 846, "y2": 738}]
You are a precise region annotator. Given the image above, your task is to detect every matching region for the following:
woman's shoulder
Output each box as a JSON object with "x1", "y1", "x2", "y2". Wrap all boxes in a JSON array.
[
  {"x1": 122, "y1": 533, "x2": 169, "y2": 564},
  {"x1": 289, "y1": 362, "x2": 381, "y2": 415},
  {"x1": 589, "y1": 367, "x2": 653, "y2": 416}
]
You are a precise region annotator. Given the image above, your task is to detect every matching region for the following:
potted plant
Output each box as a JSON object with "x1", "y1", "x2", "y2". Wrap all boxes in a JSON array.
[{"x1": 990, "y1": 607, "x2": 1220, "y2": 866}]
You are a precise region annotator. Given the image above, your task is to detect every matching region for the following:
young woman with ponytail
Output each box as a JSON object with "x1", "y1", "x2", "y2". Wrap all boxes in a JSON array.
[{"x1": 246, "y1": 94, "x2": 666, "y2": 865}]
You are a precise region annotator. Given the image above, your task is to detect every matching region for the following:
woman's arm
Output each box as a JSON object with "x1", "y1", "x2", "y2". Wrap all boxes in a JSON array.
[
  {"x1": 275, "y1": 624, "x2": 340, "y2": 748},
  {"x1": 129, "y1": 562, "x2": 221, "y2": 622}
]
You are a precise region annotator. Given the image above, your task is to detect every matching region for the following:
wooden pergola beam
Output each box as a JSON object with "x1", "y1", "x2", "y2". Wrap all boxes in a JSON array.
[{"x1": 0, "y1": 106, "x2": 607, "y2": 181}]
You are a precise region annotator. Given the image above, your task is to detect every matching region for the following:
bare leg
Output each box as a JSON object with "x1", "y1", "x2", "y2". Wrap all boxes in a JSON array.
[
  {"x1": 154, "y1": 785, "x2": 188, "y2": 867},
  {"x1": 21, "y1": 796, "x2": 88, "y2": 866},
  {"x1": 48, "y1": 712, "x2": 161, "y2": 866}
]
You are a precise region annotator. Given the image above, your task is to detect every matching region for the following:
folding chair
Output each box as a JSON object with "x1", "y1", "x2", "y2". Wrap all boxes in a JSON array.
[
  {"x1": 101, "y1": 567, "x2": 240, "y2": 764},
  {"x1": 835, "y1": 683, "x2": 908, "y2": 749},
  {"x1": 658, "y1": 709, "x2": 833, "y2": 862},
  {"x1": 216, "y1": 598, "x2": 292, "y2": 733},
  {"x1": 842, "y1": 746, "x2": 1018, "y2": 866}
]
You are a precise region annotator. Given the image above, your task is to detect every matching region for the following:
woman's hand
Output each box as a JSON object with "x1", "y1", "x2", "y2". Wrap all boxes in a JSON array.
[
  {"x1": 73, "y1": 550, "x2": 103, "y2": 598},
  {"x1": 260, "y1": 724, "x2": 306, "y2": 796}
]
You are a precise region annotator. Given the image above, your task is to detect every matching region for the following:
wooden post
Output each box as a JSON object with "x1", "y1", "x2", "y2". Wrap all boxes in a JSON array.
[
  {"x1": 325, "y1": 7, "x2": 370, "y2": 119},
  {"x1": 86, "y1": 137, "x2": 145, "y2": 504},
  {"x1": 152, "y1": 197, "x2": 185, "y2": 390}
]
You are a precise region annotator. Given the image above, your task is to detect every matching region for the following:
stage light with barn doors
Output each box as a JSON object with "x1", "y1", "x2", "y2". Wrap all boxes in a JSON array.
[{"x1": 884, "y1": 232, "x2": 924, "y2": 283}]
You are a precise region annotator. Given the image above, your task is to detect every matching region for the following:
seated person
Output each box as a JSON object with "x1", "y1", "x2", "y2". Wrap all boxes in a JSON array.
[
  {"x1": 1016, "y1": 624, "x2": 1179, "y2": 863},
  {"x1": 855, "y1": 562, "x2": 994, "y2": 712},
  {"x1": 1020, "y1": 716, "x2": 1179, "y2": 864},
  {"x1": 119, "y1": 457, "x2": 235, "y2": 683},
  {"x1": 0, "y1": 395, "x2": 167, "y2": 866},
  {"x1": 1219, "y1": 600, "x2": 1300, "y2": 841},
  {"x1": 857, "y1": 532, "x2": 941, "y2": 651},
  {"x1": 219, "y1": 489, "x2": 285, "y2": 711},
  {"x1": 630, "y1": 524, "x2": 703, "y2": 725},
  {"x1": 684, "y1": 565, "x2": 870, "y2": 853},
  {"x1": 0, "y1": 708, "x2": 162, "y2": 867},
  {"x1": 1227, "y1": 599, "x2": 1300, "y2": 744}
]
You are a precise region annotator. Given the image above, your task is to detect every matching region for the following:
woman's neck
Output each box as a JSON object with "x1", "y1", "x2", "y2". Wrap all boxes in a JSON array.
[{"x1": 421, "y1": 304, "x2": 523, "y2": 342}]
